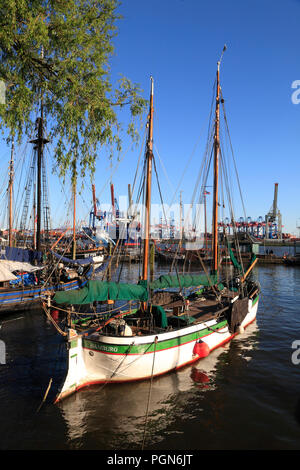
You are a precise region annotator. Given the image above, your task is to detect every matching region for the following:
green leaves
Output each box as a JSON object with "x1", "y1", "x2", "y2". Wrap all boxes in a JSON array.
[{"x1": 0, "y1": 0, "x2": 147, "y2": 180}]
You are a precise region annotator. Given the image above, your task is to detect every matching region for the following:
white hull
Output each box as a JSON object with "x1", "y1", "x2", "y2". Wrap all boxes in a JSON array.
[
  {"x1": 90, "y1": 255, "x2": 104, "y2": 269},
  {"x1": 55, "y1": 296, "x2": 259, "y2": 402}
]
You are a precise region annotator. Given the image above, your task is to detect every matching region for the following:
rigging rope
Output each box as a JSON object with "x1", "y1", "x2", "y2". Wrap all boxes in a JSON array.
[
  {"x1": 220, "y1": 89, "x2": 247, "y2": 220},
  {"x1": 141, "y1": 336, "x2": 158, "y2": 451}
]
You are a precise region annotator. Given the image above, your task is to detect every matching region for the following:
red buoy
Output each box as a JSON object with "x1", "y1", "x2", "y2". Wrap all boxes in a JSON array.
[
  {"x1": 51, "y1": 309, "x2": 59, "y2": 321},
  {"x1": 191, "y1": 368, "x2": 210, "y2": 384},
  {"x1": 193, "y1": 341, "x2": 210, "y2": 358}
]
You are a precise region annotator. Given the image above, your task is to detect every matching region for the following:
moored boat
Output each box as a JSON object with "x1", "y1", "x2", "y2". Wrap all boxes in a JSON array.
[{"x1": 46, "y1": 54, "x2": 260, "y2": 402}]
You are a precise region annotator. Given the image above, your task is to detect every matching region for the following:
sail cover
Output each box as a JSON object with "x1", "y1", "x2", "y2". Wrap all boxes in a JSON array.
[
  {"x1": 53, "y1": 273, "x2": 218, "y2": 305},
  {"x1": 50, "y1": 250, "x2": 96, "y2": 266},
  {"x1": 0, "y1": 246, "x2": 42, "y2": 263},
  {"x1": 0, "y1": 264, "x2": 18, "y2": 282},
  {"x1": 149, "y1": 273, "x2": 218, "y2": 290},
  {"x1": 0, "y1": 259, "x2": 45, "y2": 282},
  {"x1": 53, "y1": 280, "x2": 148, "y2": 304},
  {"x1": 0, "y1": 259, "x2": 44, "y2": 275}
]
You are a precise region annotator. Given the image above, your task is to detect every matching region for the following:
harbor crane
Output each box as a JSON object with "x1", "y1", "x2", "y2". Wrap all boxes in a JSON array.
[{"x1": 265, "y1": 183, "x2": 282, "y2": 239}]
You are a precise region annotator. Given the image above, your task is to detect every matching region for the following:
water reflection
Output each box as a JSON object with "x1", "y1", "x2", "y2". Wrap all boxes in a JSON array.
[
  {"x1": 2, "y1": 260, "x2": 300, "y2": 449},
  {"x1": 58, "y1": 321, "x2": 259, "y2": 449}
]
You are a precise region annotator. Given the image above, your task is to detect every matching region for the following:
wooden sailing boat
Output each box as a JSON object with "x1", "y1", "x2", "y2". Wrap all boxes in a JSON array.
[
  {"x1": 47, "y1": 61, "x2": 260, "y2": 402},
  {"x1": 50, "y1": 175, "x2": 106, "y2": 269},
  {"x1": 0, "y1": 113, "x2": 98, "y2": 315}
]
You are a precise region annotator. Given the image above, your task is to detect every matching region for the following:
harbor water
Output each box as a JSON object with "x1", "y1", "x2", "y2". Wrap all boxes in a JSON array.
[{"x1": 0, "y1": 260, "x2": 300, "y2": 450}]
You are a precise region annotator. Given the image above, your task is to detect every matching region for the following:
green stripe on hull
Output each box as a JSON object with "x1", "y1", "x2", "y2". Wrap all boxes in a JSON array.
[
  {"x1": 82, "y1": 319, "x2": 228, "y2": 355},
  {"x1": 252, "y1": 294, "x2": 259, "y2": 307}
]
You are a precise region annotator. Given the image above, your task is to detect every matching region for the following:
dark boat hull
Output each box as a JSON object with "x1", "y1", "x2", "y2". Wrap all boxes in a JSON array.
[{"x1": 0, "y1": 278, "x2": 83, "y2": 315}]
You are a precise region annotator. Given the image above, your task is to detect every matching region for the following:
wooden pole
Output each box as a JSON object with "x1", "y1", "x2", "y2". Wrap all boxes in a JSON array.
[
  {"x1": 92, "y1": 183, "x2": 97, "y2": 221},
  {"x1": 110, "y1": 183, "x2": 115, "y2": 218},
  {"x1": 150, "y1": 240, "x2": 155, "y2": 282},
  {"x1": 33, "y1": 183, "x2": 36, "y2": 250},
  {"x1": 142, "y1": 77, "x2": 154, "y2": 283},
  {"x1": 212, "y1": 64, "x2": 220, "y2": 274},
  {"x1": 204, "y1": 191, "x2": 208, "y2": 256},
  {"x1": 8, "y1": 139, "x2": 14, "y2": 247},
  {"x1": 241, "y1": 257, "x2": 258, "y2": 283},
  {"x1": 72, "y1": 176, "x2": 76, "y2": 260},
  {"x1": 36, "y1": 117, "x2": 43, "y2": 254},
  {"x1": 179, "y1": 190, "x2": 183, "y2": 240},
  {"x1": 50, "y1": 227, "x2": 71, "y2": 251}
]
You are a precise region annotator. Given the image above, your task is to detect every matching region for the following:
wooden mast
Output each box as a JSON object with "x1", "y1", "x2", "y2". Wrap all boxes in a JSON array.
[
  {"x1": 212, "y1": 62, "x2": 220, "y2": 273},
  {"x1": 72, "y1": 175, "x2": 76, "y2": 260},
  {"x1": 142, "y1": 76, "x2": 154, "y2": 282},
  {"x1": 212, "y1": 45, "x2": 226, "y2": 274},
  {"x1": 35, "y1": 46, "x2": 49, "y2": 255},
  {"x1": 29, "y1": 113, "x2": 49, "y2": 254},
  {"x1": 36, "y1": 116, "x2": 43, "y2": 254},
  {"x1": 8, "y1": 138, "x2": 14, "y2": 247}
]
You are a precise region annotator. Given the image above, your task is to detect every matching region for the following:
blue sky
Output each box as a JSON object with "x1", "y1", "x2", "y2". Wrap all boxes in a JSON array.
[
  {"x1": 104, "y1": 0, "x2": 300, "y2": 235},
  {"x1": 1, "y1": 0, "x2": 300, "y2": 234}
]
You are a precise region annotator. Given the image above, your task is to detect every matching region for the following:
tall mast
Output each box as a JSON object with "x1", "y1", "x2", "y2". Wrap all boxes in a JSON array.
[
  {"x1": 29, "y1": 116, "x2": 49, "y2": 254},
  {"x1": 36, "y1": 115, "x2": 43, "y2": 253},
  {"x1": 92, "y1": 183, "x2": 97, "y2": 217},
  {"x1": 27, "y1": 46, "x2": 49, "y2": 255},
  {"x1": 179, "y1": 190, "x2": 183, "y2": 240},
  {"x1": 142, "y1": 76, "x2": 154, "y2": 282},
  {"x1": 8, "y1": 138, "x2": 14, "y2": 247},
  {"x1": 204, "y1": 189, "x2": 208, "y2": 256},
  {"x1": 72, "y1": 175, "x2": 76, "y2": 260},
  {"x1": 33, "y1": 182, "x2": 36, "y2": 250},
  {"x1": 35, "y1": 46, "x2": 49, "y2": 254},
  {"x1": 212, "y1": 63, "x2": 220, "y2": 273},
  {"x1": 212, "y1": 45, "x2": 226, "y2": 274}
]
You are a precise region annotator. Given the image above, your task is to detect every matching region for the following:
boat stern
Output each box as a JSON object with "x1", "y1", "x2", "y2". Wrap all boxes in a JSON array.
[{"x1": 55, "y1": 329, "x2": 87, "y2": 402}]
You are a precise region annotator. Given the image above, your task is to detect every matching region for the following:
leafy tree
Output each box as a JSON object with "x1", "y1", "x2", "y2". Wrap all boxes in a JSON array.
[{"x1": 0, "y1": 0, "x2": 147, "y2": 181}]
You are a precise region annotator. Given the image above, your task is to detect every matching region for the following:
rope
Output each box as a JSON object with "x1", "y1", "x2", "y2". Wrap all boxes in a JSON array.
[
  {"x1": 42, "y1": 235, "x2": 74, "y2": 287},
  {"x1": 109, "y1": 341, "x2": 136, "y2": 380},
  {"x1": 203, "y1": 319, "x2": 229, "y2": 334},
  {"x1": 220, "y1": 89, "x2": 247, "y2": 220},
  {"x1": 131, "y1": 126, "x2": 147, "y2": 197},
  {"x1": 94, "y1": 308, "x2": 137, "y2": 333},
  {"x1": 42, "y1": 302, "x2": 68, "y2": 336},
  {"x1": 45, "y1": 297, "x2": 133, "y2": 317},
  {"x1": 100, "y1": 239, "x2": 120, "y2": 280},
  {"x1": 141, "y1": 336, "x2": 158, "y2": 450},
  {"x1": 88, "y1": 340, "x2": 137, "y2": 396},
  {"x1": 152, "y1": 155, "x2": 168, "y2": 227},
  {"x1": 194, "y1": 250, "x2": 222, "y2": 302}
]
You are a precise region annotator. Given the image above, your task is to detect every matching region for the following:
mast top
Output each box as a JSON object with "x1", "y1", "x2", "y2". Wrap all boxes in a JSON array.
[
  {"x1": 150, "y1": 76, "x2": 154, "y2": 96},
  {"x1": 217, "y1": 44, "x2": 227, "y2": 71}
]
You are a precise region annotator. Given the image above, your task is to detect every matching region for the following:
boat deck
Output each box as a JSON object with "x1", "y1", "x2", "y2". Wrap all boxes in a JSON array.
[
  {"x1": 80, "y1": 291, "x2": 239, "y2": 338},
  {"x1": 161, "y1": 293, "x2": 234, "y2": 324}
]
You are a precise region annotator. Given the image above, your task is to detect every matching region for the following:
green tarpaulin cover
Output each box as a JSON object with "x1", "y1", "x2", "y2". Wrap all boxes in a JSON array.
[
  {"x1": 53, "y1": 280, "x2": 148, "y2": 305},
  {"x1": 228, "y1": 244, "x2": 242, "y2": 270},
  {"x1": 149, "y1": 273, "x2": 218, "y2": 290},
  {"x1": 151, "y1": 305, "x2": 168, "y2": 328},
  {"x1": 53, "y1": 274, "x2": 219, "y2": 305},
  {"x1": 228, "y1": 242, "x2": 257, "y2": 273}
]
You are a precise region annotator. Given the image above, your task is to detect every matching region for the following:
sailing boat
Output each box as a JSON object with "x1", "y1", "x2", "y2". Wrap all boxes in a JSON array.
[
  {"x1": 49, "y1": 181, "x2": 107, "y2": 270},
  {"x1": 46, "y1": 58, "x2": 260, "y2": 402},
  {"x1": 0, "y1": 113, "x2": 100, "y2": 316}
]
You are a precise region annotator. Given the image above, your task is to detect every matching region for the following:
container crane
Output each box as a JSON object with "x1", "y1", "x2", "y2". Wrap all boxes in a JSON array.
[{"x1": 265, "y1": 183, "x2": 282, "y2": 239}]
